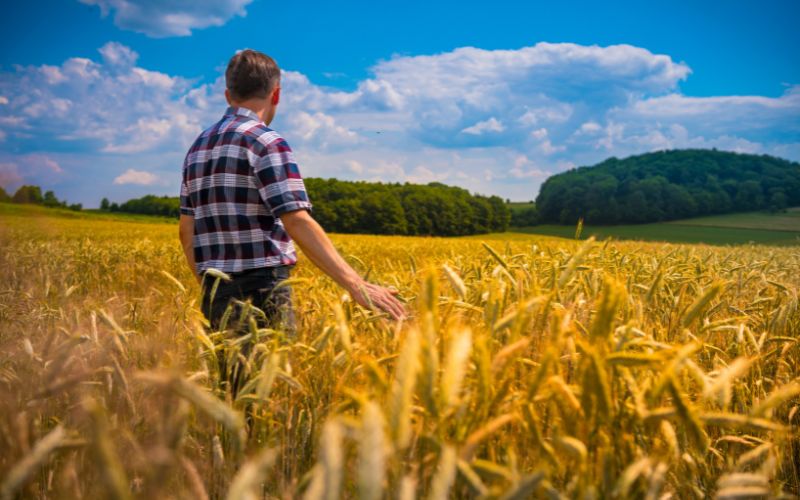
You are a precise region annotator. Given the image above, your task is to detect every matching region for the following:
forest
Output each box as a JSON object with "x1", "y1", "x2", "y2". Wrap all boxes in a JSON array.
[
  {"x1": 6, "y1": 148, "x2": 798, "y2": 232},
  {"x1": 99, "y1": 178, "x2": 512, "y2": 236},
  {"x1": 303, "y1": 178, "x2": 509, "y2": 235},
  {"x1": 0, "y1": 184, "x2": 83, "y2": 211},
  {"x1": 535, "y1": 149, "x2": 800, "y2": 225}
]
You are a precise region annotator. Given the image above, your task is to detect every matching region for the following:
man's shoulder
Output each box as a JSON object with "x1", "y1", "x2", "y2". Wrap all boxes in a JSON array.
[
  {"x1": 206, "y1": 116, "x2": 287, "y2": 151},
  {"x1": 184, "y1": 114, "x2": 293, "y2": 168}
]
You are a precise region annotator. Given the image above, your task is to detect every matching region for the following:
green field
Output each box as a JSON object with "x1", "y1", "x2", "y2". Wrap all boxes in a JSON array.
[
  {"x1": 5, "y1": 202, "x2": 800, "y2": 246},
  {"x1": 512, "y1": 208, "x2": 800, "y2": 246},
  {"x1": 666, "y1": 207, "x2": 800, "y2": 231},
  {"x1": 0, "y1": 202, "x2": 176, "y2": 224},
  {"x1": 506, "y1": 201, "x2": 535, "y2": 212}
]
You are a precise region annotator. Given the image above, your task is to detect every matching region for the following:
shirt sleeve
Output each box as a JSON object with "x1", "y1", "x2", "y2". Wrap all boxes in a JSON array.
[
  {"x1": 179, "y1": 166, "x2": 194, "y2": 216},
  {"x1": 252, "y1": 136, "x2": 313, "y2": 217}
]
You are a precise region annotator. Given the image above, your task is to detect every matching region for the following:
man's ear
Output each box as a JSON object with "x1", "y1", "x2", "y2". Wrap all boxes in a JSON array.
[
  {"x1": 271, "y1": 86, "x2": 280, "y2": 106},
  {"x1": 224, "y1": 88, "x2": 232, "y2": 105}
]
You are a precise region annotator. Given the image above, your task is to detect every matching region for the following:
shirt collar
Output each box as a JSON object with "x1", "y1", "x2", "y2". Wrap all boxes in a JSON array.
[{"x1": 224, "y1": 106, "x2": 261, "y2": 121}]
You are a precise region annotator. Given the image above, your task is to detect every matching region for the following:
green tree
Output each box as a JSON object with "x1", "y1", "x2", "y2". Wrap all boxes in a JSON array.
[
  {"x1": 100, "y1": 198, "x2": 111, "y2": 211},
  {"x1": 43, "y1": 190, "x2": 65, "y2": 208},
  {"x1": 12, "y1": 185, "x2": 44, "y2": 204},
  {"x1": 360, "y1": 192, "x2": 407, "y2": 234},
  {"x1": 769, "y1": 190, "x2": 788, "y2": 212},
  {"x1": 534, "y1": 149, "x2": 800, "y2": 224},
  {"x1": 734, "y1": 180, "x2": 764, "y2": 211}
]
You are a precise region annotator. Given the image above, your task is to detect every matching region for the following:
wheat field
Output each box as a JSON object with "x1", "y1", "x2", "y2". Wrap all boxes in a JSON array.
[{"x1": 0, "y1": 210, "x2": 798, "y2": 499}]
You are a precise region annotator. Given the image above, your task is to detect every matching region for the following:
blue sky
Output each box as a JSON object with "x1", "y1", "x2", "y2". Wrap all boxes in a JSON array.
[{"x1": 1, "y1": 0, "x2": 798, "y2": 206}]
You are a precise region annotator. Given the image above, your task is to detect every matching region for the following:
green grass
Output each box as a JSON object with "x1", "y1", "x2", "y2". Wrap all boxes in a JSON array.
[
  {"x1": 5, "y1": 202, "x2": 799, "y2": 246},
  {"x1": 665, "y1": 207, "x2": 800, "y2": 232},
  {"x1": 506, "y1": 201, "x2": 535, "y2": 213},
  {"x1": 0, "y1": 202, "x2": 177, "y2": 224},
  {"x1": 512, "y1": 208, "x2": 800, "y2": 246}
]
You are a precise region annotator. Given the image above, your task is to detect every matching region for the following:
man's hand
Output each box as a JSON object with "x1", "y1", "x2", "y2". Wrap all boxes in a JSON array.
[
  {"x1": 179, "y1": 214, "x2": 201, "y2": 284},
  {"x1": 280, "y1": 209, "x2": 407, "y2": 320},
  {"x1": 347, "y1": 280, "x2": 406, "y2": 321}
]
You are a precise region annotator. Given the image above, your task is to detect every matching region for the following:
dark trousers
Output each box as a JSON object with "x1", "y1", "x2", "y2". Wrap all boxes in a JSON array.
[{"x1": 200, "y1": 265, "x2": 296, "y2": 397}]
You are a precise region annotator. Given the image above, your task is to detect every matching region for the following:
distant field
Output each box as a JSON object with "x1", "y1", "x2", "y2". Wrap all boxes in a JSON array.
[
  {"x1": 0, "y1": 202, "x2": 175, "y2": 224},
  {"x1": 4, "y1": 202, "x2": 800, "y2": 246},
  {"x1": 506, "y1": 201, "x2": 535, "y2": 212},
  {"x1": 512, "y1": 208, "x2": 800, "y2": 246},
  {"x1": 666, "y1": 207, "x2": 800, "y2": 232}
]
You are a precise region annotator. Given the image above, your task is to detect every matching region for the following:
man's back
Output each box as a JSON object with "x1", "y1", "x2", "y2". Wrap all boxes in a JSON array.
[
  {"x1": 177, "y1": 48, "x2": 405, "y2": 330},
  {"x1": 180, "y1": 106, "x2": 312, "y2": 274}
]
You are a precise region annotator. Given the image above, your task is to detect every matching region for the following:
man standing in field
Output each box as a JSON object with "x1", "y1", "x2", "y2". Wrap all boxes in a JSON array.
[{"x1": 178, "y1": 50, "x2": 406, "y2": 350}]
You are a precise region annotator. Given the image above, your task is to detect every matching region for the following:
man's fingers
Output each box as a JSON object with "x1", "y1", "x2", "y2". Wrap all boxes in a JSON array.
[
  {"x1": 382, "y1": 293, "x2": 406, "y2": 320},
  {"x1": 353, "y1": 283, "x2": 407, "y2": 320},
  {"x1": 372, "y1": 293, "x2": 401, "y2": 320}
]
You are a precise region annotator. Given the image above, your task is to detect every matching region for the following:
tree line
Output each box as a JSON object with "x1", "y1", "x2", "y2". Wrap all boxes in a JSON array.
[
  {"x1": 100, "y1": 195, "x2": 180, "y2": 218},
  {"x1": 99, "y1": 179, "x2": 511, "y2": 236},
  {"x1": 535, "y1": 149, "x2": 800, "y2": 225},
  {"x1": 304, "y1": 178, "x2": 509, "y2": 235},
  {"x1": 0, "y1": 185, "x2": 83, "y2": 211}
]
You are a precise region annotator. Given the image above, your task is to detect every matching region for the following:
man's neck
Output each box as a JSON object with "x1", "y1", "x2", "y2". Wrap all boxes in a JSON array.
[{"x1": 230, "y1": 99, "x2": 272, "y2": 124}]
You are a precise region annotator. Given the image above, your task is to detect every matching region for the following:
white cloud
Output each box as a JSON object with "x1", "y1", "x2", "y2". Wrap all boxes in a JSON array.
[
  {"x1": 0, "y1": 42, "x2": 204, "y2": 156},
  {"x1": 113, "y1": 168, "x2": 159, "y2": 185},
  {"x1": 283, "y1": 111, "x2": 361, "y2": 151},
  {"x1": 99, "y1": 41, "x2": 139, "y2": 67},
  {"x1": 462, "y1": 117, "x2": 505, "y2": 135},
  {"x1": 509, "y1": 155, "x2": 549, "y2": 179},
  {"x1": 0, "y1": 162, "x2": 22, "y2": 188},
  {"x1": 577, "y1": 121, "x2": 602, "y2": 134},
  {"x1": 28, "y1": 155, "x2": 64, "y2": 174},
  {"x1": 0, "y1": 155, "x2": 62, "y2": 188},
  {"x1": 346, "y1": 160, "x2": 364, "y2": 174},
  {"x1": 518, "y1": 103, "x2": 573, "y2": 126},
  {"x1": 80, "y1": 0, "x2": 254, "y2": 37},
  {"x1": 1, "y1": 40, "x2": 798, "y2": 206}
]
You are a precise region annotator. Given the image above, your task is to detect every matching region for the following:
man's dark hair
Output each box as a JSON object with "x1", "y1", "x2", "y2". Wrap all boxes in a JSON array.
[{"x1": 225, "y1": 49, "x2": 280, "y2": 101}]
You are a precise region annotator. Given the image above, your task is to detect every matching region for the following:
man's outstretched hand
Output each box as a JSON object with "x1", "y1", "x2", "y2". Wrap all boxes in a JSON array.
[
  {"x1": 348, "y1": 280, "x2": 407, "y2": 320},
  {"x1": 280, "y1": 209, "x2": 408, "y2": 321}
]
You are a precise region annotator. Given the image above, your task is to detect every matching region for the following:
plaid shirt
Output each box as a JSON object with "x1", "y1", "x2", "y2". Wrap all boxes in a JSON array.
[{"x1": 180, "y1": 106, "x2": 312, "y2": 274}]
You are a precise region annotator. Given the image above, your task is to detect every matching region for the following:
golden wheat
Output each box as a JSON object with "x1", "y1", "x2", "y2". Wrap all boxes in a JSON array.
[{"x1": 0, "y1": 211, "x2": 798, "y2": 498}]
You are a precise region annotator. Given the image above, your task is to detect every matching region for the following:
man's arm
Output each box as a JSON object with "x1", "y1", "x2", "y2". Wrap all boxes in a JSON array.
[
  {"x1": 280, "y1": 209, "x2": 407, "y2": 320},
  {"x1": 179, "y1": 214, "x2": 200, "y2": 284}
]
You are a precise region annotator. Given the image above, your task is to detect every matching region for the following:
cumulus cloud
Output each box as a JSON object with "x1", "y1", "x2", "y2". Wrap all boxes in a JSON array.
[
  {"x1": 0, "y1": 42, "x2": 207, "y2": 156},
  {"x1": 0, "y1": 162, "x2": 22, "y2": 188},
  {"x1": 80, "y1": 0, "x2": 253, "y2": 37},
  {"x1": 283, "y1": 111, "x2": 361, "y2": 151},
  {"x1": 462, "y1": 117, "x2": 505, "y2": 135},
  {"x1": 0, "y1": 155, "x2": 63, "y2": 189},
  {"x1": 114, "y1": 168, "x2": 159, "y2": 185},
  {"x1": 1, "y1": 40, "x2": 798, "y2": 205},
  {"x1": 99, "y1": 41, "x2": 139, "y2": 67}
]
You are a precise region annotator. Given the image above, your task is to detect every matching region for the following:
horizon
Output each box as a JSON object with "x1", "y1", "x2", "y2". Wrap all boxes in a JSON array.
[
  {"x1": 4, "y1": 146, "x2": 798, "y2": 206},
  {"x1": 1, "y1": 0, "x2": 799, "y2": 207}
]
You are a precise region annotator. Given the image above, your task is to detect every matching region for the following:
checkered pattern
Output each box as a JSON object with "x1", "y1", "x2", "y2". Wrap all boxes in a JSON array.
[{"x1": 181, "y1": 106, "x2": 312, "y2": 273}]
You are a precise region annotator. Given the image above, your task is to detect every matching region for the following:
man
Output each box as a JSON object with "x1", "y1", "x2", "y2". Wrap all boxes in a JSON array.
[{"x1": 179, "y1": 49, "x2": 406, "y2": 351}]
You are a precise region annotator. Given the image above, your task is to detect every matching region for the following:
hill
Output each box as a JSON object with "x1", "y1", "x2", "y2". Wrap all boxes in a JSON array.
[{"x1": 535, "y1": 149, "x2": 800, "y2": 225}]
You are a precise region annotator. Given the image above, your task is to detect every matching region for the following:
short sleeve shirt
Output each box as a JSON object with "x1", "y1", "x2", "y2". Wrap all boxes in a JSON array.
[{"x1": 180, "y1": 106, "x2": 312, "y2": 273}]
